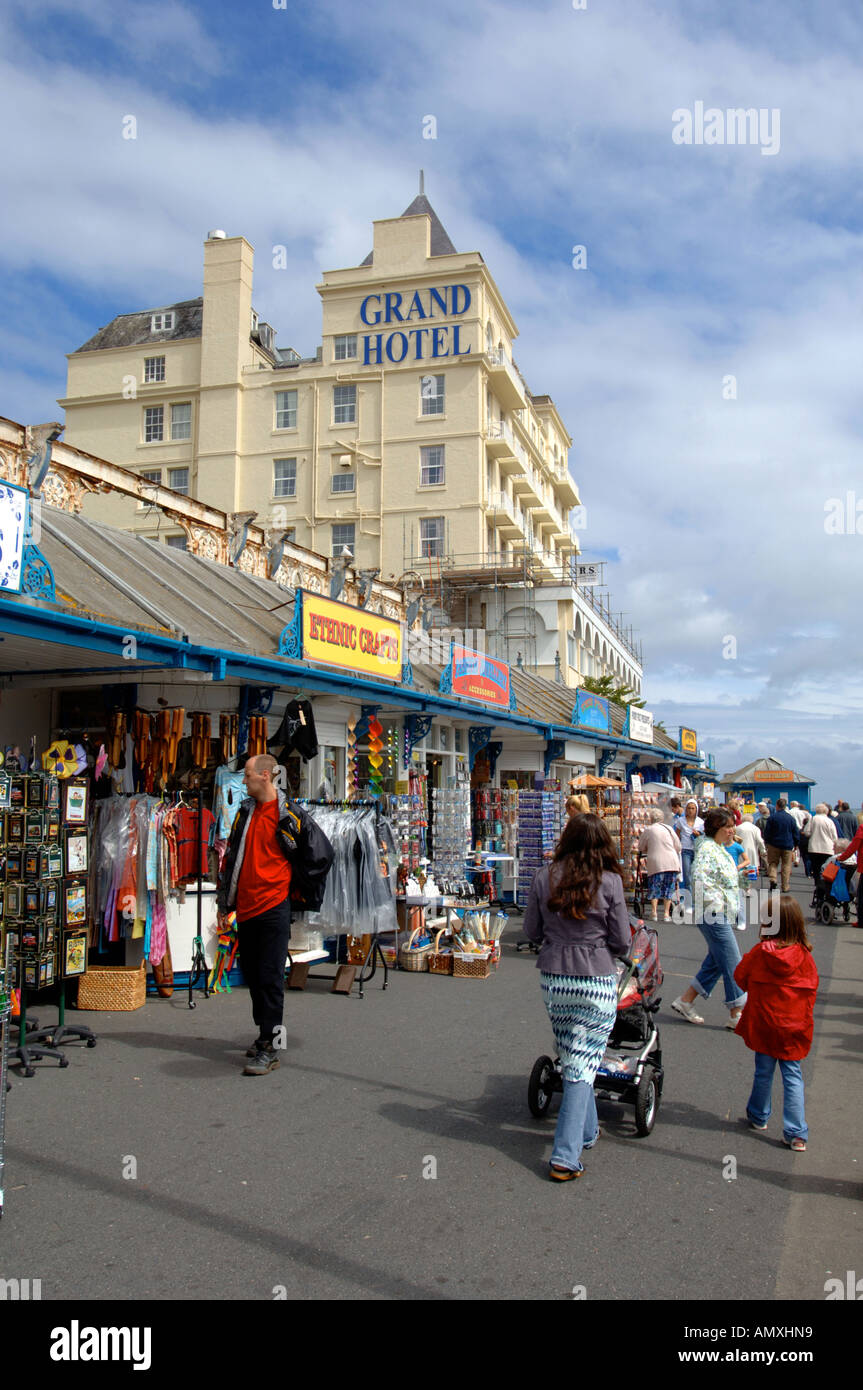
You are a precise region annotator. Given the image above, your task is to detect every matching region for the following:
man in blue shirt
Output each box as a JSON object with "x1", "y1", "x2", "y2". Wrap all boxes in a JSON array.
[{"x1": 763, "y1": 798, "x2": 800, "y2": 891}]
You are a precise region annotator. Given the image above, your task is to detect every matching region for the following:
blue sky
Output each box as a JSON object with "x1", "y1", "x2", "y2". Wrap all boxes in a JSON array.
[{"x1": 1, "y1": 0, "x2": 862, "y2": 803}]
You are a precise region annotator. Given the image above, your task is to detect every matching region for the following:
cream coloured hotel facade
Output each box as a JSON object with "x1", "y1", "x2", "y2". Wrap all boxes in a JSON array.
[{"x1": 61, "y1": 195, "x2": 641, "y2": 691}]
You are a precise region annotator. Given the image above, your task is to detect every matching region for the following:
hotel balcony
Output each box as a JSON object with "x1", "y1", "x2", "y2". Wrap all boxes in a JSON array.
[
  {"x1": 511, "y1": 464, "x2": 543, "y2": 509},
  {"x1": 484, "y1": 419, "x2": 521, "y2": 476},
  {"x1": 553, "y1": 468, "x2": 580, "y2": 508},
  {"x1": 485, "y1": 348, "x2": 527, "y2": 411},
  {"x1": 486, "y1": 491, "x2": 523, "y2": 538}
]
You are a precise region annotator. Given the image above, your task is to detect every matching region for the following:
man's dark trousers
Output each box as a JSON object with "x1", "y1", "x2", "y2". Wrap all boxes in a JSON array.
[{"x1": 237, "y1": 898, "x2": 292, "y2": 1042}]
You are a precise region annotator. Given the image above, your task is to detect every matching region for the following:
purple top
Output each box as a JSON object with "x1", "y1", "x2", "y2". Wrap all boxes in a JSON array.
[{"x1": 522, "y1": 866, "x2": 633, "y2": 976}]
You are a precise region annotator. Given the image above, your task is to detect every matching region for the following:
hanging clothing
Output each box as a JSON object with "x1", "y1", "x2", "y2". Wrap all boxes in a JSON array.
[
  {"x1": 213, "y1": 766, "x2": 246, "y2": 841},
  {"x1": 267, "y1": 699, "x2": 319, "y2": 762}
]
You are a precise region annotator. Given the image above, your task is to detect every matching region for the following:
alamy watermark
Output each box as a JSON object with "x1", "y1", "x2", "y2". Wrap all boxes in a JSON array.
[{"x1": 672, "y1": 102, "x2": 780, "y2": 157}]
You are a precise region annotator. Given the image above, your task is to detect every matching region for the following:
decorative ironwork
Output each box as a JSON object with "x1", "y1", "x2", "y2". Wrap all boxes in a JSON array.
[
  {"x1": 544, "y1": 738, "x2": 566, "y2": 777},
  {"x1": 401, "y1": 656, "x2": 414, "y2": 687},
  {"x1": 598, "y1": 748, "x2": 617, "y2": 778},
  {"x1": 404, "y1": 714, "x2": 433, "y2": 762},
  {"x1": 277, "y1": 596, "x2": 303, "y2": 658},
  {"x1": 20, "y1": 545, "x2": 55, "y2": 601},
  {"x1": 468, "y1": 726, "x2": 493, "y2": 771}
]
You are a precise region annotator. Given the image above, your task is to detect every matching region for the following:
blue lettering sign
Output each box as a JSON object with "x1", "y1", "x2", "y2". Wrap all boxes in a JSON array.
[{"x1": 360, "y1": 294, "x2": 382, "y2": 326}]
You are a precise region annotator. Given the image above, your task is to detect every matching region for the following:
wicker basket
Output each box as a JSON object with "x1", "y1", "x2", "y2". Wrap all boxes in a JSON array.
[
  {"x1": 428, "y1": 928, "x2": 454, "y2": 976},
  {"x1": 399, "y1": 926, "x2": 432, "y2": 972},
  {"x1": 452, "y1": 950, "x2": 491, "y2": 979},
  {"x1": 76, "y1": 962, "x2": 146, "y2": 1012}
]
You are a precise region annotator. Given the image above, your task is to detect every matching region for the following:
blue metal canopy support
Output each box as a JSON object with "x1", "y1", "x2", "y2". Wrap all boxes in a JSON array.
[
  {"x1": 20, "y1": 545, "x2": 55, "y2": 601},
  {"x1": 544, "y1": 738, "x2": 566, "y2": 777},
  {"x1": 487, "y1": 741, "x2": 503, "y2": 780},
  {"x1": 598, "y1": 748, "x2": 617, "y2": 778},
  {"x1": 468, "y1": 726, "x2": 492, "y2": 771}
]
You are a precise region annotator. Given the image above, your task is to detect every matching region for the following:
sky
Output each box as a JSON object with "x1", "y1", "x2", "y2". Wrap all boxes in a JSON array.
[{"x1": 1, "y1": 0, "x2": 861, "y2": 804}]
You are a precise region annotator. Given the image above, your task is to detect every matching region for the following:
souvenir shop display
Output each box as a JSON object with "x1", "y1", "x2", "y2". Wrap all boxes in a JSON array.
[
  {"x1": 0, "y1": 767, "x2": 96, "y2": 1074},
  {"x1": 383, "y1": 765, "x2": 428, "y2": 872},
  {"x1": 621, "y1": 788, "x2": 659, "y2": 897},
  {"x1": 516, "y1": 789, "x2": 563, "y2": 905},
  {"x1": 472, "y1": 787, "x2": 518, "y2": 858},
  {"x1": 429, "y1": 786, "x2": 471, "y2": 883},
  {"x1": 570, "y1": 774, "x2": 626, "y2": 865}
]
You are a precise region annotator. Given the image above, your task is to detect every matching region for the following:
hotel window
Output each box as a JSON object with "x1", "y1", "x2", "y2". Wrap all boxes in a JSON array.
[
  {"x1": 150, "y1": 312, "x2": 174, "y2": 333},
  {"x1": 334, "y1": 334, "x2": 357, "y2": 361},
  {"x1": 273, "y1": 458, "x2": 297, "y2": 498},
  {"x1": 420, "y1": 445, "x2": 445, "y2": 487},
  {"x1": 144, "y1": 406, "x2": 164, "y2": 442},
  {"x1": 144, "y1": 356, "x2": 165, "y2": 383},
  {"x1": 420, "y1": 516, "x2": 445, "y2": 559},
  {"x1": 332, "y1": 523, "x2": 355, "y2": 557},
  {"x1": 168, "y1": 467, "x2": 189, "y2": 495},
  {"x1": 333, "y1": 384, "x2": 356, "y2": 424},
  {"x1": 171, "y1": 402, "x2": 192, "y2": 440},
  {"x1": 275, "y1": 390, "x2": 297, "y2": 430},
  {"x1": 420, "y1": 373, "x2": 445, "y2": 416},
  {"x1": 166, "y1": 534, "x2": 188, "y2": 550},
  {"x1": 331, "y1": 471, "x2": 355, "y2": 493},
  {"x1": 140, "y1": 469, "x2": 162, "y2": 485}
]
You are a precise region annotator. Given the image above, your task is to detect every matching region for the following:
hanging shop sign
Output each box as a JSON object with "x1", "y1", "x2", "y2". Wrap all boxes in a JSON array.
[
  {"x1": 359, "y1": 284, "x2": 473, "y2": 365},
  {"x1": 752, "y1": 769, "x2": 796, "y2": 782},
  {"x1": 300, "y1": 590, "x2": 402, "y2": 681},
  {"x1": 624, "y1": 706, "x2": 653, "y2": 744},
  {"x1": 679, "y1": 727, "x2": 698, "y2": 755},
  {"x1": 0, "y1": 481, "x2": 28, "y2": 594},
  {"x1": 575, "y1": 562, "x2": 601, "y2": 586},
  {"x1": 572, "y1": 690, "x2": 610, "y2": 734},
  {"x1": 702, "y1": 781, "x2": 715, "y2": 800},
  {"x1": 440, "y1": 644, "x2": 516, "y2": 710}
]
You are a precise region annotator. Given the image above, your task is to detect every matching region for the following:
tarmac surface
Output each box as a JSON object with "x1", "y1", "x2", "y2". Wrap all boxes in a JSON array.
[{"x1": 1, "y1": 866, "x2": 860, "y2": 1302}]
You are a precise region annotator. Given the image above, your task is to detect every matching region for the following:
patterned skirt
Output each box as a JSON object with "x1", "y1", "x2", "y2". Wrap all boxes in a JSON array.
[{"x1": 540, "y1": 972, "x2": 618, "y2": 1085}]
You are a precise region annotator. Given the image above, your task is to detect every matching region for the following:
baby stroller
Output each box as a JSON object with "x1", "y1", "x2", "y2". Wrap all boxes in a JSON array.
[
  {"x1": 811, "y1": 858, "x2": 855, "y2": 925},
  {"x1": 527, "y1": 917, "x2": 664, "y2": 1137}
]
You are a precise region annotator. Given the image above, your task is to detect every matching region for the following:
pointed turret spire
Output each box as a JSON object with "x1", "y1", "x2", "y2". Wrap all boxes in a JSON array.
[{"x1": 360, "y1": 181, "x2": 456, "y2": 266}]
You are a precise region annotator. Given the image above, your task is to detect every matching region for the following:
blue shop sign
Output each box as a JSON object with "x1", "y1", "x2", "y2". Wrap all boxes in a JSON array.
[{"x1": 572, "y1": 689, "x2": 611, "y2": 734}]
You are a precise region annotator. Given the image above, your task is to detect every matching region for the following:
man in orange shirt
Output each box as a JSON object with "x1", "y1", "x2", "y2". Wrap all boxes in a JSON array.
[{"x1": 218, "y1": 754, "x2": 293, "y2": 1075}]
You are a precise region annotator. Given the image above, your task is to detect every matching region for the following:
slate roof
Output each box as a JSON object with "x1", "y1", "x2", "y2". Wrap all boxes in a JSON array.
[
  {"x1": 73, "y1": 298, "x2": 203, "y2": 353},
  {"x1": 360, "y1": 195, "x2": 457, "y2": 266},
  {"x1": 720, "y1": 757, "x2": 815, "y2": 785}
]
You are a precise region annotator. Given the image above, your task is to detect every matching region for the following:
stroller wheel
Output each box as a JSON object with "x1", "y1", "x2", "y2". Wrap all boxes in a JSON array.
[
  {"x1": 818, "y1": 901, "x2": 835, "y2": 926},
  {"x1": 634, "y1": 1068, "x2": 659, "y2": 1136},
  {"x1": 528, "y1": 1055, "x2": 557, "y2": 1118}
]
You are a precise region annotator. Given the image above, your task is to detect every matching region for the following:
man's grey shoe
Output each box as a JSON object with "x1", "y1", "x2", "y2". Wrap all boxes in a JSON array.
[
  {"x1": 242, "y1": 1043, "x2": 280, "y2": 1076},
  {"x1": 245, "y1": 1037, "x2": 266, "y2": 1058}
]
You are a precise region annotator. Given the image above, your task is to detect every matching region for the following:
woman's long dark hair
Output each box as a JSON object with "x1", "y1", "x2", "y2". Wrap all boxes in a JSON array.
[{"x1": 547, "y1": 813, "x2": 622, "y2": 920}]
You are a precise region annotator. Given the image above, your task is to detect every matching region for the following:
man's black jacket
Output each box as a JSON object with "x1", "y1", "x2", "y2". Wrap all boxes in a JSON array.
[{"x1": 217, "y1": 792, "x2": 334, "y2": 915}]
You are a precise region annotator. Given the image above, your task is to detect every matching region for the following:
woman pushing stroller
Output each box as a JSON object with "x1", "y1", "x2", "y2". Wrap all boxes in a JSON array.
[{"x1": 522, "y1": 814, "x2": 632, "y2": 1181}]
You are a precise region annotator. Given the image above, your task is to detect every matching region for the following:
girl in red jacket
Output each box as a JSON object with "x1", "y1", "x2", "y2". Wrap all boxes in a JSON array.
[{"x1": 733, "y1": 895, "x2": 818, "y2": 1152}]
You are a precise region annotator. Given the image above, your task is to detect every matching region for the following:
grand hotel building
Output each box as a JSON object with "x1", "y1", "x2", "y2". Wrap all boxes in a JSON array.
[{"x1": 60, "y1": 192, "x2": 642, "y2": 692}]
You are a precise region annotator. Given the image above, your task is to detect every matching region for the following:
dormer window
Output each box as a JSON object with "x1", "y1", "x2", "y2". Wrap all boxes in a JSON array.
[
  {"x1": 150, "y1": 312, "x2": 175, "y2": 333},
  {"x1": 251, "y1": 310, "x2": 259, "y2": 332}
]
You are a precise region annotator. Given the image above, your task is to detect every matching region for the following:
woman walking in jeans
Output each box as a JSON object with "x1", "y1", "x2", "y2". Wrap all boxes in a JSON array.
[
  {"x1": 671, "y1": 806, "x2": 747, "y2": 1029},
  {"x1": 523, "y1": 815, "x2": 632, "y2": 1181}
]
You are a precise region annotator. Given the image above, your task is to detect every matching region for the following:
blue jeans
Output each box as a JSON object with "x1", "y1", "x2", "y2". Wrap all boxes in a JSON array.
[
  {"x1": 691, "y1": 917, "x2": 746, "y2": 1010},
  {"x1": 551, "y1": 1079, "x2": 599, "y2": 1173},
  {"x1": 746, "y1": 1053, "x2": 808, "y2": 1141},
  {"x1": 681, "y1": 848, "x2": 695, "y2": 891}
]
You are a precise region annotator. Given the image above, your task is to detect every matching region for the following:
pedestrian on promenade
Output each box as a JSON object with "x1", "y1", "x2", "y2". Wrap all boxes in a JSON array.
[
  {"x1": 671, "y1": 806, "x2": 746, "y2": 1029},
  {"x1": 636, "y1": 809, "x2": 683, "y2": 921},
  {"x1": 522, "y1": 814, "x2": 632, "y2": 1181},
  {"x1": 836, "y1": 812, "x2": 863, "y2": 925},
  {"x1": 805, "y1": 804, "x2": 839, "y2": 887},
  {"x1": 217, "y1": 753, "x2": 333, "y2": 1076},
  {"x1": 837, "y1": 801, "x2": 858, "y2": 841},
  {"x1": 565, "y1": 793, "x2": 590, "y2": 818},
  {"x1": 733, "y1": 894, "x2": 818, "y2": 1152},
  {"x1": 755, "y1": 801, "x2": 771, "y2": 835},
  {"x1": 798, "y1": 805, "x2": 812, "y2": 877},
  {"x1": 763, "y1": 799, "x2": 800, "y2": 891},
  {"x1": 726, "y1": 797, "x2": 743, "y2": 826},
  {"x1": 738, "y1": 814, "x2": 766, "y2": 887},
  {"x1": 673, "y1": 797, "x2": 704, "y2": 893}
]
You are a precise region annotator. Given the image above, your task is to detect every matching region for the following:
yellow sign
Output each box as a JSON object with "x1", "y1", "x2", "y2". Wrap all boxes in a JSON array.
[
  {"x1": 301, "y1": 590, "x2": 402, "y2": 681},
  {"x1": 679, "y1": 727, "x2": 697, "y2": 755}
]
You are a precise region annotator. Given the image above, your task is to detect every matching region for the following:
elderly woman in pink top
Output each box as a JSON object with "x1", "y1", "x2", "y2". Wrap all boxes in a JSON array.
[{"x1": 637, "y1": 808, "x2": 683, "y2": 921}]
